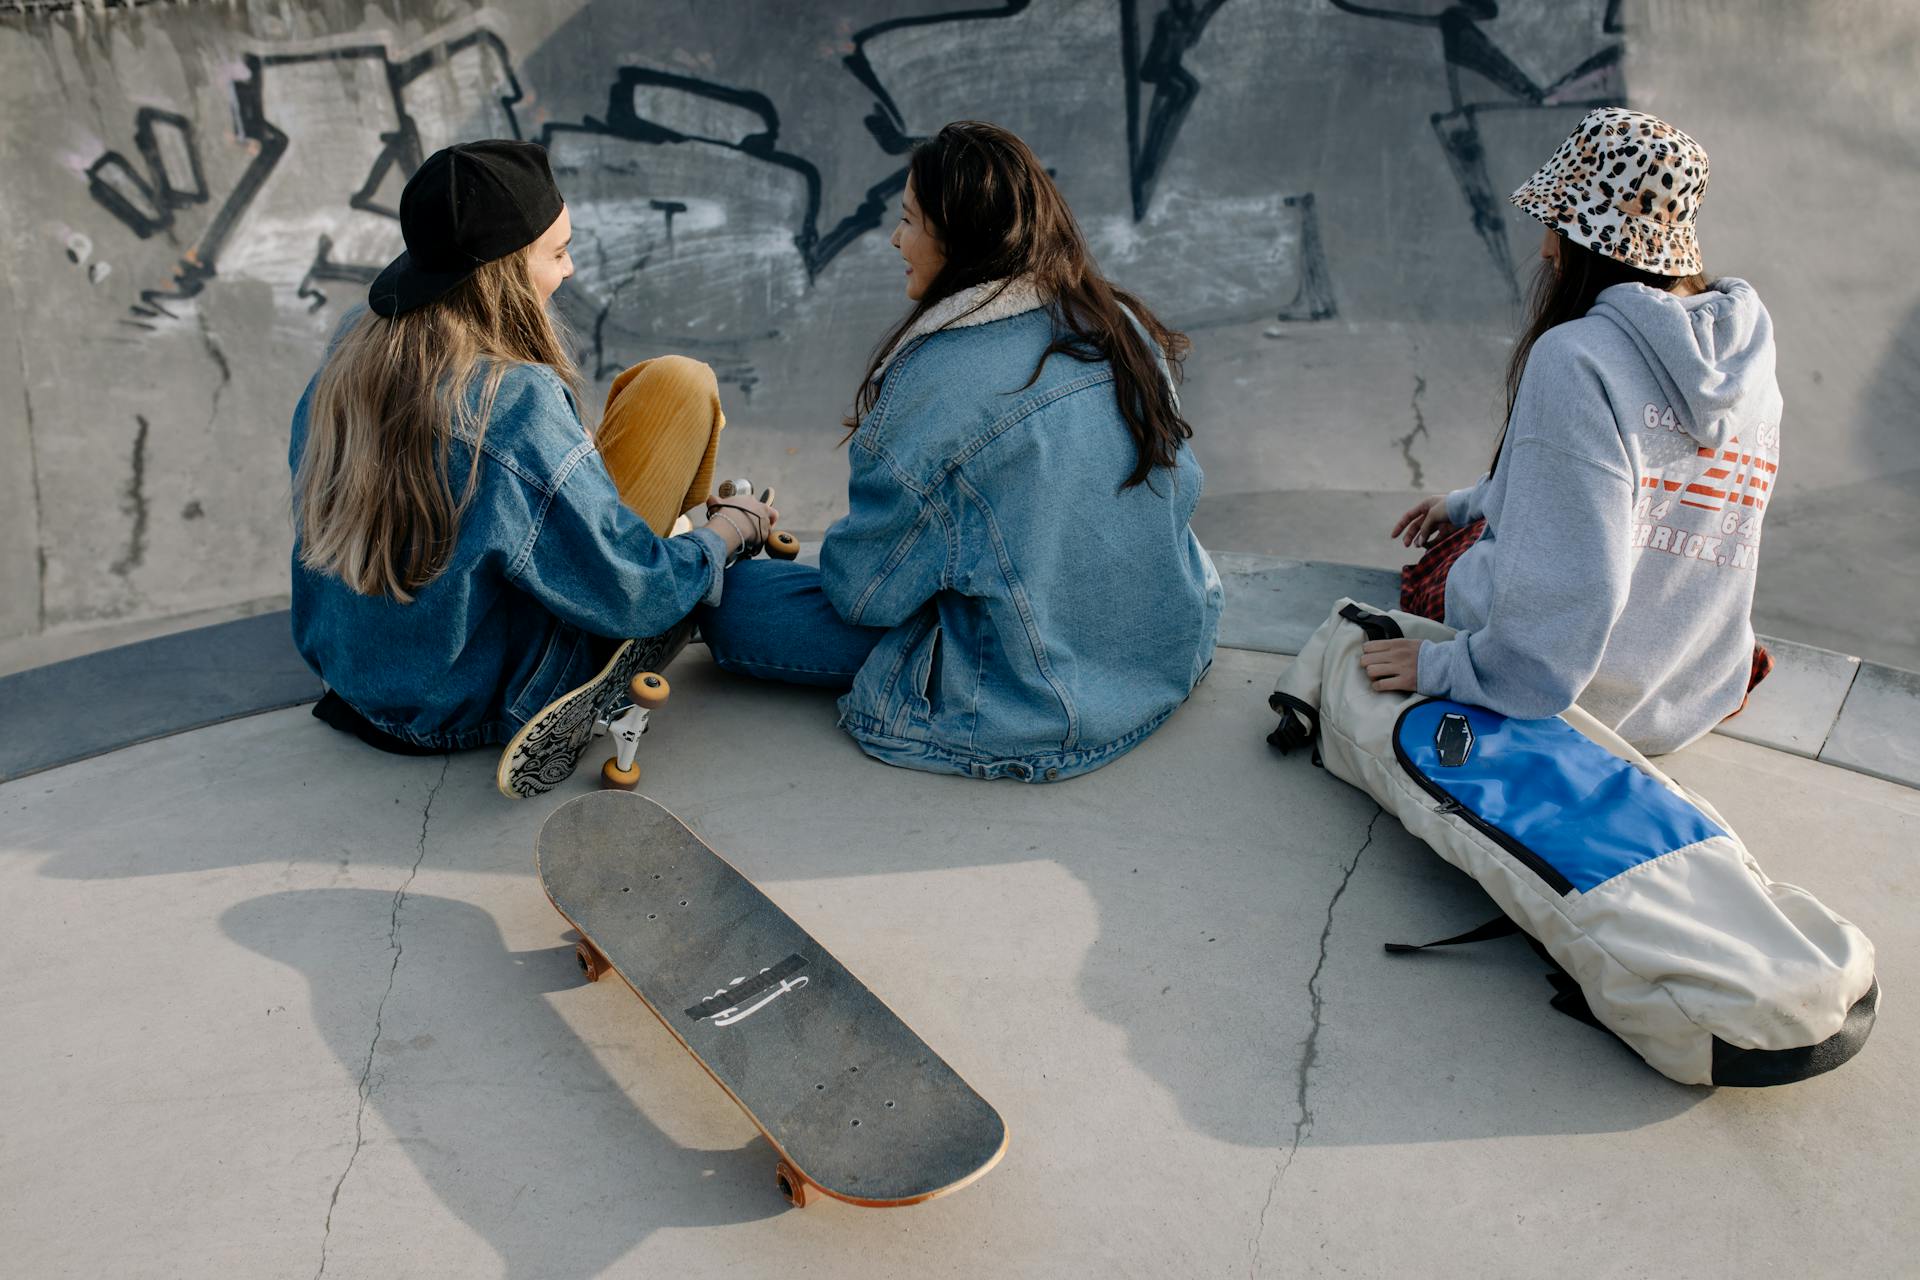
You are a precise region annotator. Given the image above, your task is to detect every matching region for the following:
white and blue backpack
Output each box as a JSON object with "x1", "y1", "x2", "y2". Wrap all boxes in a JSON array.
[{"x1": 1268, "y1": 599, "x2": 1878, "y2": 1086}]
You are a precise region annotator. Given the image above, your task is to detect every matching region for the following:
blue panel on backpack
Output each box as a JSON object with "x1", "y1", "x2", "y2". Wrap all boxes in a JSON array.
[{"x1": 1395, "y1": 700, "x2": 1726, "y2": 894}]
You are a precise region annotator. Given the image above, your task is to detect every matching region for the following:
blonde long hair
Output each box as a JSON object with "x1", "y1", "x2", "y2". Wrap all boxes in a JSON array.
[{"x1": 295, "y1": 252, "x2": 581, "y2": 601}]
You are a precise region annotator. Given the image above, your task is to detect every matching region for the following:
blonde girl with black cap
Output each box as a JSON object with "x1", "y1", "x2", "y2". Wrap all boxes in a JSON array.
[
  {"x1": 1369, "y1": 108, "x2": 1782, "y2": 754},
  {"x1": 290, "y1": 140, "x2": 780, "y2": 770}
]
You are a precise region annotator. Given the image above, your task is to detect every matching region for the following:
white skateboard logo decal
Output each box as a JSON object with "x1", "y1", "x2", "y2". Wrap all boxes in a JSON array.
[{"x1": 687, "y1": 953, "x2": 810, "y2": 1026}]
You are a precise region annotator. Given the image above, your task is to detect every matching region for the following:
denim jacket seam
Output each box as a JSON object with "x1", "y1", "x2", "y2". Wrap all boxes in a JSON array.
[
  {"x1": 948, "y1": 370, "x2": 1113, "y2": 475},
  {"x1": 967, "y1": 625, "x2": 986, "y2": 752},
  {"x1": 450, "y1": 427, "x2": 553, "y2": 495},
  {"x1": 904, "y1": 370, "x2": 1114, "y2": 495},
  {"x1": 950, "y1": 469, "x2": 1081, "y2": 750},
  {"x1": 849, "y1": 432, "x2": 933, "y2": 500},
  {"x1": 839, "y1": 704, "x2": 1169, "y2": 778},
  {"x1": 450, "y1": 366, "x2": 581, "y2": 496},
  {"x1": 507, "y1": 623, "x2": 574, "y2": 721},
  {"x1": 861, "y1": 335, "x2": 936, "y2": 440},
  {"x1": 505, "y1": 439, "x2": 594, "y2": 583},
  {"x1": 885, "y1": 613, "x2": 939, "y2": 738},
  {"x1": 843, "y1": 500, "x2": 938, "y2": 625},
  {"x1": 359, "y1": 705, "x2": 504, "y2": 751}
]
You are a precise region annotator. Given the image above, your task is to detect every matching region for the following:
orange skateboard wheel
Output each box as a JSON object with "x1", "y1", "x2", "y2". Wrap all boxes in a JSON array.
[
  {"x1": 575, "y1": 938, "x2": 614, "y2": 981},
  {"x1": 600, "y1": 757, "x2": 641, "y2": 789},
  {"x1": 767, "y1": 531, "x2": 800, "y2": 561},
  {"x1": 629, "y1": 672, "x2": 670, "y2": 705},
  {"x1": 775, "y1": 1160, "x2": 809, "y2": 1207}
]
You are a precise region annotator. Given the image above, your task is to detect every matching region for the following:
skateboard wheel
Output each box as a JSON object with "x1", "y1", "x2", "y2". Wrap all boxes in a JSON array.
[
  {"x1": 575, "y1": 940, "x2": 613, "y2": 982},
  {"x1": 774, "y1": 1160, "x2": 808, "y2": 1208},
  {"x1": 767, "y1": 531, "x2": 800, "y2": 561},
  {"x1": 600, "y1": 757, "x2": 641, "y2": 790},
  {"x1": 629, "y1": 672, "x2": 670, "y2": 705}
]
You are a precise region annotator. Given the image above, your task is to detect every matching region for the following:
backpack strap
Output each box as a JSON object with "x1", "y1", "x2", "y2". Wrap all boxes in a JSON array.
[
  {"x1": 1266, "y1": 689, "x2": 1321, "y2": 763},
  {"x1": 1339, "y1": 601, "x2": 1404, "y2": 642},
  {"x1": 1383, "y1": 913, "x2": 1518, "y2": 954}
]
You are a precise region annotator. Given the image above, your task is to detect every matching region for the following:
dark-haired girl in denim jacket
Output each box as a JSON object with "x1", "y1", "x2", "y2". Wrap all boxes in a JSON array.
[{"x1": 700, "y1": 121, "x2": 1222, "y2": 782}]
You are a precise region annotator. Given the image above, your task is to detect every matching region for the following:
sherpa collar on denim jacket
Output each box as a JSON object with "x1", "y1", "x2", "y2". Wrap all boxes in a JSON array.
[{"x1": 872, "y1": 275, "x2": 1048, "y2": 380}]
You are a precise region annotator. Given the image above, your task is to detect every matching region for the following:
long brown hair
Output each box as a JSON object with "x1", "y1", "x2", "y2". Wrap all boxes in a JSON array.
[
  {"x1": 1493, "y1": 230, "x2": 1708, "y2": 469},
  {"x1": 295, "y1": 252, "x2": 581, "y2": 601},
  {"x1": 849, "y1": 121, "x2": 1193, "y2": 489}
]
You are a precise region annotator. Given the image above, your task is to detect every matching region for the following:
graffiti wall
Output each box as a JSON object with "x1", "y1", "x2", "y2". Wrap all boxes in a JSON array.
[{"x1": 3, "y1": 0, "x2": 1909, "y2": 659}]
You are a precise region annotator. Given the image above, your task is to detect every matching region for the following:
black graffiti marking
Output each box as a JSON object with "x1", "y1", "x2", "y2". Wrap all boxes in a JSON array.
[
  {"x1": 584, "y1": 251, "x2": 650, "y2": 381},
  {"x1": 8, "y1": 0, "x2": 173, "y2": 11},
  {"x1": 820, "y1": 1, "x2": 1035, "y2": 265},
  {"x1": 841, "y1": 0, "x2": 1229, "y2": 229},
  {"x1": 1275, "y1": 193, "x2": 1338, "y2": 321},
  {"x1": 296, "y1": 235, "x2": 383, "y2": 313},
  {"x1": 685, "y1": 953, "x2": 809, "y2": 1023},
  {"x1": 104, "y1": 31, "x2": 523, "y2": 320},
  {"x1": 1122, "y1": 0, "x2": 1233, "y2": 221},
  {"x1": 87, "y1": 108, "x2": 208, "y2": 240},
  {"x1": 537, "y1": 66, "x2": 826, "y2": 373},
  {"x1": 541, "y1": 67, "x2": 837, "y2": 278},
  {"x1": 1326, "y1": 0, "x2": 1621, "y2": 294},
  {"x1": 110, "y1": 415, "x2": 151, "y2": 578},
  {"x1": 842, "y1": 0, "x2": 1034, "y2": 155},
  {"x1": 648, "y1": 199, "x2": 688, "y2": 247}
]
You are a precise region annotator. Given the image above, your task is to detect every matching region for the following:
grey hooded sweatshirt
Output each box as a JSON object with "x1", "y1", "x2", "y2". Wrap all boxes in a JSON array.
[{"x1": 1418, "y1": 277, "x2": 1782, "y2": 754}]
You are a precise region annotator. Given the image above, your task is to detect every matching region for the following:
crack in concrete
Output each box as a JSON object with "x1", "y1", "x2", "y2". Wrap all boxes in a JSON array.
[
  {"x1": 1248, "y1": 806, "x2": 1383, "y2": 1277},
  {"x1": 17, "y1": 333, "x2": 47, "y2": 628},
  {"x1": 196, "y1": 310, "x2": 231, "y2": 422},
  {"x1": 1392, "y1": 375, "x2": 1430, "y2": 490},
  {"x1": 109, "y1": 415, "x2": 150, "y2": 577},
  {"x1": 313, "y1": 756, "x2": 449, "y2": 1280}
]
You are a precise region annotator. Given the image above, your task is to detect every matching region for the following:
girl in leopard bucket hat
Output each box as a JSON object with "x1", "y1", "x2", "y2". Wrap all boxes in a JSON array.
[{"x1": 1373, "y1": 107, "x2": 1785, "y2": 755}]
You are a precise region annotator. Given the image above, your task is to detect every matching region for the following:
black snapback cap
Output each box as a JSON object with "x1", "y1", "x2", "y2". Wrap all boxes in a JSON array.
[{"x1": 368, "y1": 140, "x2": 564, "y2": 317}]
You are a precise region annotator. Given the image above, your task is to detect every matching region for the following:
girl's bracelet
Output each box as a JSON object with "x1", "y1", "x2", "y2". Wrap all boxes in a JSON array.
[{"x1": 708, "y1": 508, "x2": 753, "y2": 563}]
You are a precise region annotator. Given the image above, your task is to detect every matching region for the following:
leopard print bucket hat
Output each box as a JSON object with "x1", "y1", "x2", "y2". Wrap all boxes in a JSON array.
[{"x1": 1511, "y1": 107, "x2": 1709, "y2": 276}]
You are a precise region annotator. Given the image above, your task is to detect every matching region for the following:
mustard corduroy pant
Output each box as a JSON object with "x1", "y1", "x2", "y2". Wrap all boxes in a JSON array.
[{"x1": 594, "y1": 355, "x2": 725, "y2": 535}]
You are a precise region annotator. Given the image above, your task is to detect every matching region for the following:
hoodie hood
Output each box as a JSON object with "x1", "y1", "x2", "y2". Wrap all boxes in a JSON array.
[{"x1": 1589, "y1": 277, "x2": 1779, "y2": 449}]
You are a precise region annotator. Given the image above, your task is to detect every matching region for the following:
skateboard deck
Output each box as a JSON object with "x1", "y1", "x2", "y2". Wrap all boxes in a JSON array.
[
  {"x1": 537, "y1": 791, "x2": 1007, "y2": 1207},
  {"x1": 496, "y1": 623, "x2": 691, "y2": 799}
]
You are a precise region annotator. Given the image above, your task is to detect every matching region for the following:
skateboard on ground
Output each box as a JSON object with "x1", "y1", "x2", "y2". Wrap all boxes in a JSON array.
[
  {"x1": 496, "y1": 478, "x2": 797, "y2": 799},
  {"x1": 536, "y1": 791, "x2": 1008, "y2": 1207}
]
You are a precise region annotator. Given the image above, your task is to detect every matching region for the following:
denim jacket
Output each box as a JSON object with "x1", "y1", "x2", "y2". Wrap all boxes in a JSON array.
[
  {"x1": 288, "y1": 352, "x2": 727, "y2": 749},
  {"x1": 821, "y1": 286, "x2": 1222, "y2": 781}
]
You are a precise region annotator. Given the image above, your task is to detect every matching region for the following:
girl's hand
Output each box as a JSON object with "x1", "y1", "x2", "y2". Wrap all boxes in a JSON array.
[
  {"x1": 1391, "y1": 495, "x2": 1456, "y2": 548},
  {"x1": 1359, "y1": 638, "x2": 1423, "y2": 693},
  {"x1": 704, "y1": 496, "x2": 780, "y2": 559}
]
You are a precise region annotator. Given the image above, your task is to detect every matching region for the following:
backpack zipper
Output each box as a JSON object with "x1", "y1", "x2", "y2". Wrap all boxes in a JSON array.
[{"x1": 1391, "y1": 700, "x2": 1576, "y2": 896}]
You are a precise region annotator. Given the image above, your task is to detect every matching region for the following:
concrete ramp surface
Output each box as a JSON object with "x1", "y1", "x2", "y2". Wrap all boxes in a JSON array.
[{"x1": 2, "y1": 645, "x2": 1915, "y2": 1277}]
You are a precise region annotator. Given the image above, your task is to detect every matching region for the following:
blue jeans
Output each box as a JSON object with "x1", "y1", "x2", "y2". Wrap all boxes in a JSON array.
[{"x1": 697, "y1": 558, "x2": 886, "y2": 689}]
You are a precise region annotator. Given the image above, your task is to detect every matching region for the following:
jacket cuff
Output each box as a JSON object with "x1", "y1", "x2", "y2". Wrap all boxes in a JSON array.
[
  {"x1": 687, "y1": 527, "x2": 729, "y2": 607},
  {"x1": 1444, "y1": 485, "x2": 1479, "y2": 529}
]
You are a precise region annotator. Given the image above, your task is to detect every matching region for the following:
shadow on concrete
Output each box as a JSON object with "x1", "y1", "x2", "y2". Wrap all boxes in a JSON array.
[
  {"x1": 221, "y1": 889, "x2": 778, "y2": 1279},
  {"x1": 16, "y1": 652, "x2": 1704, "y2": 1179}
]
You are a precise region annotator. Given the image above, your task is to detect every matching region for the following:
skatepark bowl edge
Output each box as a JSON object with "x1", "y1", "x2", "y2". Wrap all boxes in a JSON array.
[{"x1": 2, "y1": 555, "x2": 1917, "y2": 1279}]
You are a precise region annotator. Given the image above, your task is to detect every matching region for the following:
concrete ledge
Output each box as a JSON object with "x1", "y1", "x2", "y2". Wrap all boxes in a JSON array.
[
  {"x1": 2, "y1": 554, "x2": 1916, "y2": 791},
  {"x1": 0, "y1": 611, "x2": 321, "y2": 783},
  {"x1": 1211, "y1": 552, "x2": 1401, "y2": 654},
  {"x1": 1211, "y1": 556, "x2": 1920, "y2": 791},
  {"x1": 1715, "y1": 635, "x2": 1859, "y2": 759},
  {"x1": 1822, "y1": 661, "x2": 1920, "y2": 788}
]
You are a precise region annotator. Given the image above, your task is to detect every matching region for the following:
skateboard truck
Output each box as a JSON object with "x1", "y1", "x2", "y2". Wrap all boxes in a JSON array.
[
  {"x1": 716, "y1": 477, "x2": 800, "y2": 561},
  {"x1": 598, "y1": 672, "x2": 670, "y2": 789}
]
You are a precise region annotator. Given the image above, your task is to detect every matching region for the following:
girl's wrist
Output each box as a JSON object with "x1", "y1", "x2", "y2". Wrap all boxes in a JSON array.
[{"x1": 708, "y1": 508, "x2": 752, "y2": 559}]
